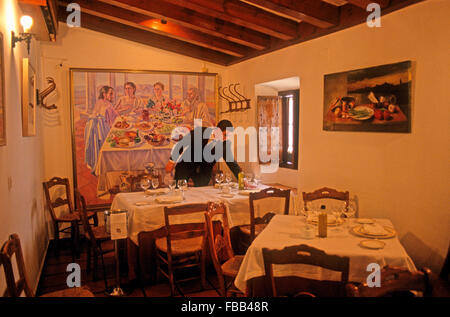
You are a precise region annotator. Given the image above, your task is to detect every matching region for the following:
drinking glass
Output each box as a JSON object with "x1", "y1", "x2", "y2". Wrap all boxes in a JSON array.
[
  {"x1": 140, "y1": 177, "x2": 150, "y2": 196},
  {"x1": 178, "y1": 179, "x2": 188, "y2": 200},
  {"x1": 151, "y1": 177, "x2": 159, "y2": 190}
]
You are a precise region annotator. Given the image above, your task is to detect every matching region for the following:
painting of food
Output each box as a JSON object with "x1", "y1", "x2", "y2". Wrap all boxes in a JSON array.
[
  {"x1": 323, "y1": 61, "x2": 412, "y2": 133},
  {"x1": 71, "y1": 68, "x2": 217, "y2": 208}
]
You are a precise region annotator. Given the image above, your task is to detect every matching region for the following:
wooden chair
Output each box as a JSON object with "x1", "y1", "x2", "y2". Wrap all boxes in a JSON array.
[
  {"x1": 75, "y1": 189, "x2": 112, "y2": 288},
  {"x1": 262, "y1": 244, "x2": 349, "y2": 297},
  {"x1": 346, "y1": 266, "x2": 437, "y2": 297},
  {"x1": 0, "y1": 234, "x2": 94, "y2": 297},
  {"x1": 43, "y1": 177, "x2": 98, "y2": 258},
  {"x1": 239, "y1": 187, "x2": 291, "y2": 250},
  {"x1": 302, "y1": 187, "x2": 349, "y2": 212},
  {"x1": 155, "y1": 203, "x2": 208, "y2": 296},
  {"x1": 204, "y1": 202, "x2": 244, "y2": 296}
]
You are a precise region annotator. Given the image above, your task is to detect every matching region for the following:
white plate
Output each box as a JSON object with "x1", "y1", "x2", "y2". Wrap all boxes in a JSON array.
[
  {"x1": 356, "y1": 218, "x2": 375, "y2": 224},
  {"x1": 220, "y1": 193, "x2": 235, "y2": 198},
  {"x1": 155, "y1": 196, "x2": 183, "y2": 204},
  {"x1": 238, "y1": 189, "x2": 260, "y2": 196},
  {"x1": 359, "y1": 239, "x2": 386, "y2": 250},
  {"x1": 348, "y1": 105, "x2": 374, "y2": 120}
]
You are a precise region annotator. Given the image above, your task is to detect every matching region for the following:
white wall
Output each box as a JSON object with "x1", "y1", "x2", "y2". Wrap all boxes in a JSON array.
[
  {"x1": 223, "y1": 0, "x2": 450, "y2": 272},
  {"x1": 0, "y1": 0, "x2": 48, "y2": 293}
]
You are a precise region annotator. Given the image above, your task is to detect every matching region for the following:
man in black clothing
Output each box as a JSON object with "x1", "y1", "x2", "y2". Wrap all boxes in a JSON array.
[{"x1": 165, "y1": 120, "x2": 241, "y2": 186}]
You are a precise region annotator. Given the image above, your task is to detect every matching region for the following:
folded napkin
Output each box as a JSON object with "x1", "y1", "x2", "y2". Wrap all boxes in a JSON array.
[
  {"x1": 145, "y1": 188, "x2": 170, "y2": 195},
  {"x1": 135, "y1": 201, "x2": 152, "y2": 206},
  {"x1": 362, "y1": 223, "x2": 389, "y2": 235},
  {"x1": 155, "y1": 195, "x2": 183, "y2": 204}
]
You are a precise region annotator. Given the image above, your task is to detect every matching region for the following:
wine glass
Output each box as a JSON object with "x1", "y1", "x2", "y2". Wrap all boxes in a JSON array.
[
  {"x1": 343, "y1": 199, "x2": 356, "y2": 229},
  {"x1": 178, "y1": 179, "x2": 188, "y2": 200},
  {"x1": 215, "y1": 172, "x2": 224, "y2": 187},
  {"x1": 225, "y1": 173, "x2": 232, "y2": 184},
  {"x1": 151, "y1": 177, "x2": 159, "y2": 190},
  {"x1": 140, "y1": 177, "x2": 150, "y2": 196},
  {"x1": 168, "y1": 179, "x2": 176, "y2": 194}
]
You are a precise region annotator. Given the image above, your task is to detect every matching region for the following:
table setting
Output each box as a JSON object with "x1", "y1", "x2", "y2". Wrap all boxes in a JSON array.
[{"x1": 233, "y1": 211, "x2": 416, "y2": 293}]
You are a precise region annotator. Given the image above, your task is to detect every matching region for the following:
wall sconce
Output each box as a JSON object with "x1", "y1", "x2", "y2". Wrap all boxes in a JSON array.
[{"x1": 12, "y1": 15, "x2": 34, "y2": 55}]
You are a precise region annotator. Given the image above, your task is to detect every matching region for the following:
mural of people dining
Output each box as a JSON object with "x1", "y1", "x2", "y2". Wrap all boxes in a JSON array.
[{"x1": 70, "y1": 68, "x2": 217, "y2": 208}]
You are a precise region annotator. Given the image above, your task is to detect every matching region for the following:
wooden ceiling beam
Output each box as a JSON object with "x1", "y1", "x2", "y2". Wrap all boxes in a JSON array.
[
  {"x1": 59, "y1": 0, "x2": 250, "y2": 57},
  {"x1": 57, "y1": 8, "x2": 235, "y2": 66},
  {"x1": 242, "y1": 0, "x2": 339, "y2": 28},
  {"x1": 98, "y1": 0, "x2": 270, "y2": 50},
  {"x1": 345, "y1": 0, "x2": 390, "y2": 9},
  {"x1": 162, "y1": 0, "x2": 299, "y2": 40}
]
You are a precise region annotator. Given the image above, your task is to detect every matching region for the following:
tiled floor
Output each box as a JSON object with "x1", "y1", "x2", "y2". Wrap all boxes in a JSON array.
[{"x1": 36, "y1": 239, "x2": 222, "y2": 297}]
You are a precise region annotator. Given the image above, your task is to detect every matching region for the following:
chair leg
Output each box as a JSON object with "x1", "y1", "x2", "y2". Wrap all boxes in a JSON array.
[
  {"x1": 200, "y1": 250, "x2": 207, "y2": 290},
  {"x1": 168, "y1": 257, "x2": 175, "y2": 296},
  {"x1": 93, "y1": 248, "x2": 99, "y2": 281},
  {"x1": 73, "y1": 221, "x2": 80, "y2": 259},
  {"x1": 86, "y1": 243, "x2": 92, "y2": 273},
  {"x1": 53, "y1": 223, "x2": 60, "y2": 256},
  {"x1": 93, "y1": 212, "x2": 99, "y2": 227},
  {"x1": 99, "y1": 247, "x2": 108, "y2": 290}
]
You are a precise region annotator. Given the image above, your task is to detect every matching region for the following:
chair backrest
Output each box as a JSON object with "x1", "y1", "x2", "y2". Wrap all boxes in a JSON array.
[
  {"x1": 302, "y1": 187, "x2": 349, "y2": 211},
  {"x1": 204, "y1": 202, "x2": 234, "y2": 274},
  {"x1": 163, "y1": 203, "x2": 208, "y2": 258},
  {"x1": 0, "y1": 234, "x2": 34, "y2": 297},
  {"x1": 74, "y1": 189, "x2": 97, "y2": 244},
  {"x1": 249, "y1": 187, "x2": 290, "y2": 241},
  {"x1": 262, "y1": 244, "x2": 349, "y2": 297},
  {"x1": 346, "y1": 266, "x2": 433, "y2": 297},
  {"x1": 43, "y1": 177, "x2": 74, "y2": 221}
]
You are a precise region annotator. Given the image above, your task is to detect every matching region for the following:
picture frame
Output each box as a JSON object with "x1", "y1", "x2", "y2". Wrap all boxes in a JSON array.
[
  {"x1": 21, "y1": 57, "x2": 37, "y2": 137},
  {"x1": 0, "y1": 33, "x2": 6, "y2": 145},
  {"x1": 70, "y1": 68, "x2": 218, "y2": 209},
  {"x1": 323, "y1": 61, "x2": 412, "y2": 133}
]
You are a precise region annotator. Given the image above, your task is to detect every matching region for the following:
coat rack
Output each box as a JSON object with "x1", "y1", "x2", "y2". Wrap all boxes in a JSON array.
[
  {"x1": 38, "y1": 77, "x2": 57, "y2": 110},
  {"x1": 218, "y1": 83, "x2": 251, "y2": 113}
]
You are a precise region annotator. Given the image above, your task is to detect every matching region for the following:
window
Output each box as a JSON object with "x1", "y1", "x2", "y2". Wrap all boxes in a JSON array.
[{"x1": 279, "y1": 89, "x2": 299, "y2": 169}]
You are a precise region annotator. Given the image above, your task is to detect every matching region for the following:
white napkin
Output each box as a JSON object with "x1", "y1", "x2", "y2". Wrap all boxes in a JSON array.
[
  {"x1": 135, "y1": 201, "x2": 152, "y2": 206},
  {"x1": 362, "y1": 223, "x2": 389, "y2": 235},
  {"x1": 145, "y1": 188, "x2": 170, "y2": 195},
  {"x1": 155, "y1": 195, "x2": 183, "y2": 204}
]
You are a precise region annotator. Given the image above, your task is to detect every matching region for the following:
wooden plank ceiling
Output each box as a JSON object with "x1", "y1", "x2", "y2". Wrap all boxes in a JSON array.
[{"x1": 57, "y1": 0, "x2": 423, "y2": 65}]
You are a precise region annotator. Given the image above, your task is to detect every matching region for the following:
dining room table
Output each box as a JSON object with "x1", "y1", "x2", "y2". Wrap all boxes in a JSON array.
[
  {"x1": 234, "y1": 214, "x2": 416, "y2": 296},
  {"x1": 109, "y1": 183, "x2": 299, "y2": 282}
]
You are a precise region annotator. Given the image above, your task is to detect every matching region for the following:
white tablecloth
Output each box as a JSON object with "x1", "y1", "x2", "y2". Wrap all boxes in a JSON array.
[
  {"x1": 234, "y1": 215, "x2": 416, "y2": 292},
  {"x1": 110, "y1": 186, "x2": 299, "y2": 245}
]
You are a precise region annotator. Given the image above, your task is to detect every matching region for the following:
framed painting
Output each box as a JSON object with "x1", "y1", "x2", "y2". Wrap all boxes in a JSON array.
[
  {"x1": 323, "y1": 61, "x2": 412, "y2": 133},
  {"x1": 0, "y1": 33, "x2": 5, "y2": 145},
  {"x1": 70, "y1": 68, "x2": 218, "y2": 209},
  {"x1": 21, "y1": 58, "x2": 37, "y2": 137}
]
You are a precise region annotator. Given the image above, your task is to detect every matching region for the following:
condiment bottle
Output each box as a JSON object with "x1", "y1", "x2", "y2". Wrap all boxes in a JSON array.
[
  {"x1": 238, "y1": 171, "x2": 244, "y2": 190},
  {"x1": 318, "y1": 212, "x2": 327, "y2": 238}
]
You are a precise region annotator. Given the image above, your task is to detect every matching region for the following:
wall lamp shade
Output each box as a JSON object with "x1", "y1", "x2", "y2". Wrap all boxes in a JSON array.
[{"x1": 12, "y1": 15, "x2": 34, "y2": 55}]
